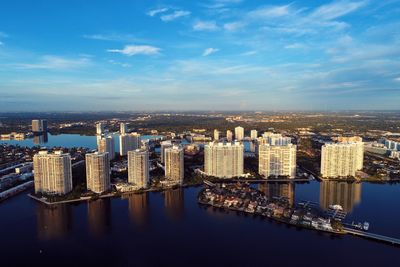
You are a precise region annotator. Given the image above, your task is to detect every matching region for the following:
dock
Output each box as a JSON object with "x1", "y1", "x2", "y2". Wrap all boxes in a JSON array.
[{"x1": 344, "y1": 227, "x2": 400, "y2": 246}]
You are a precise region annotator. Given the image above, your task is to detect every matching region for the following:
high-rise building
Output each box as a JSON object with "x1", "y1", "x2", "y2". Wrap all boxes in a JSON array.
[
  {"x1": 336, "y1": 136, "x2": 364, "y2": 171},
  {"x1": 226, "y1": 130, "x2": 233, "y2": 142},
  {"x1": 204, "y1": 142, "x2": 244, "y2": 178},
  {"x1": 33, "y1": 151, "x2": 73, "y2": 195},
  {"x1": 165, "y1": 145, "x2": 184, "y2": 184},
  {"x1": 97, "y1": 136, "x2": 115, "y2": 161},
  {"x1": 160, "y1": 140, "x2": 173, "y2": 163},
  {"x1": 32, "y1": 119, "x2": 48, "y2": 133},
  {"x1": 260, "y1": 132, "x2": 291, "y2": 146},
  {"x1": 235, "y1": 126, "x2": 244, "y2": 141},
  {"x1": 119, "y1": 132, "x2": 141, "y2": 156},
  {"x1": 120, "y1": 122, "x2": 128, "y2": 135},
  {"x1": 250, "y1": 130, "x2": 258, "y2": 140},
  {"x1": 320, "y1": 143, "x2": 358, "y2": 178},
  {"x1": 96, "y1": 123, "x2": 104, "y2": 135},
  {"x1": 128, "y1": 149, "x2": 149, "y2": 188},
  {"x1": 258, "y1": 144, "x2": 297, "y2": 178},
  {"x1": 86, "y1": 152, "x2": 110, "y2": 194},
  {"x1": 214, "y1": 129, "x2": 220, "y2": 141}
]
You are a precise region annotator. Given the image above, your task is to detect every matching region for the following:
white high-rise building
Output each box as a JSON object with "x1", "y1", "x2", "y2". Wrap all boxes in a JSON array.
[
  {"x1": 235, "y1": 126, "x2": 244, "y2": 141},
  {"x1": 165, "y1": 146, "x2": 184, "y2": 184},
  {"x1": 336, "y1": 136, "x2": 364, "y2": 170},
  {"x1": 160, "y1": 140, "x2": 173, "y2": 164},
  {"x1": 260, "y1": 132, "x2": 291, "y2": 146},
  {"x1": 250, "y1": 130, "x2": 258, "y2": 140},
  {"x1": 258, "y1": 144, "x2": 297, "y2": 178},
  {"x1": 98, "y1": 136, "x2": 115, "y2": 161},
  {"x1": 86, "y1": 152, "x2": 110, "y2": 194},
  {"x1": 96, "y1": 123, "x2": 104, "y2": 135},
  {"x1": 321, "y1": 143, "x2": 358, "y2": 178},
  {"x1": 120, "y1": 123, "x2": 128, "y2": 135},
  {"x1": 32, "y1": 119, "x2": 48, "y2": 133},
  {"x1": 214, "y1": 129, "x2": 220, "y2": 141},
  {"x1": 33, "y1": 151, "x2": 73, "y2": 195},
  {"x1": 204, "y1": 142, "x2": 244, "y2": 178},
  {"x1": 226, "y1": 130, "x2": 233, "y2": 142},
  {"x1": 120, "y1": 132, "x2": 141, "y2": 156},
  {"x1": 128, "y1": 149, "x2": 149, "y2": 188}
]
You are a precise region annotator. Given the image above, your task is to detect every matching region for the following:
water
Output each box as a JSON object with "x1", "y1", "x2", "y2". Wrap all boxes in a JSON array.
[
  {"x1": 0, "y1": 133, "x2": 163, "y2": 152},
  {"x1": 0, "y1": 181, "x2": 399, "y2": 266}
]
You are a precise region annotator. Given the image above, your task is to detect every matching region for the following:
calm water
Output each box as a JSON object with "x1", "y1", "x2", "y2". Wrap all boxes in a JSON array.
[
  {"x1": 0, "y1": 181, "x2": 399, "y2": 266},
  {"x1": 0, "y1": 133, "x2": 163, "y2": 152}
]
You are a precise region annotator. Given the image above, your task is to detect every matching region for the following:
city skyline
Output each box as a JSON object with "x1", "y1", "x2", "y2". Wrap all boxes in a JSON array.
[{"x1": 1, "y1": 0, "x2": 400, "y2": 111}]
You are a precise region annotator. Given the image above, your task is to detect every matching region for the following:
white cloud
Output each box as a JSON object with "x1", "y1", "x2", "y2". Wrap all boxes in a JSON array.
[
  {"x1": 107, "y1": 45, "x2": 161, "y2": 56},
  {"x1": 147, "y1": 8, "x2": 169, "y2": 17},
  {"x1": 14, "y1": 55, "x2": 91, "y2": 70},
  {"x1": 193, "y1": 21, "x2": 219, "y2": 31},
  {"x1": 284, "y1": 43, "x2": 305, "y2": 49},
  {"x1": 248, "y1": 5, "x2": 292, "y2": 18},
  {"x1": 240, "y1": 50, "x2": 257, "y2": 56},
  {"x1": 394, "y1": 77, "x2": 400, "y2": 82},
  {"x1": 83, "y1": 33, "x2": 146, "y2": 43},
  {"x1": 223, "y1": 21, "x2": 246, "y2": 31},
  {"x1": 202, "y1": 48, "x2": 219, "y2": 56},
  {"x1": 310, "y1": 0, "x2": 367, "y2": 20},
  {"x1": 160, "y1": 10, "x2": 191, "y2": 21},
  {"x1": 0, "y1": 41, "x2": 3, "y2": 46}
]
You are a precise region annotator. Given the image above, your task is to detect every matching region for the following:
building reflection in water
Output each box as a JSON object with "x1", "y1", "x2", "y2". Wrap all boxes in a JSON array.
[
  {"x1": 87, "y1": 199, "x2": 111, "y2": 237},
  {"x1": 319, "y1": 181, "x2": 362, "y2": 213},
  {"x1": 259, "y1": 182, "x2": 295, "y2": 207},
  {"x1": 164, "y1": 188, "x2": 184, "y2": 220},
  {"x1": 124, "y1": 193, "x2": 149, "y2": 228},
  {"x1": 33, "y1": 133, "x2": 48, "y2": 145},
  {"x1": 36, "y1": 203, "x2": 72, "y2": 240}
]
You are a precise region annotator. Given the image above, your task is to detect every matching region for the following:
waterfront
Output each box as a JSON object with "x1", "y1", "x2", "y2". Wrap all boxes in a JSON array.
[{"x1": 0, "y1": 181, "x2": 399, "y2": 266}]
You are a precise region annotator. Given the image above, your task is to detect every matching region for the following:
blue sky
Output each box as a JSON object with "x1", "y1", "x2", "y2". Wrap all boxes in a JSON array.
[{"x1": 0, "y1": 0, "x2": 399, "y2": 111}]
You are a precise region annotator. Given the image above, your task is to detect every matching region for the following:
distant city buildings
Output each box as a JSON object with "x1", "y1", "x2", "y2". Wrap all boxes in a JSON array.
[
  {"x1": 260, "y1": 132, "x2": 291, "y2": 146},
  {"x1": 120, "y1": 132, "x2": 141, "y2": 156},
  {"x1": 33, "y1": 151, "x2": 72, "y2": 195},
  {"x1": 226, "y1": 130, "x2": 233, "y2": 142},
  {"x1": 128, "y1": 149, "x2": 150, "y2": 188},
  {"x1": 86, "y1": 152, "x2": 110, "y2": 194},
  {"x1": 235, "y1": 126, "x2": 244, "y2": 141},
  {"x1": 320, "y1": 143, "x2": 359, "y2": 178},
  {"x1": 214, "y1": 129, "x2": 219, "y2": 141},
  {"x1": 160, "y1": 140, "x2": 173, "y2": 164},
  {"x1": 250, "y1": 130, "x2": 258, "y2": 140},
  {"x1": 204, "y1": 142, "x2": 244, "y2": 178},
  {"x1": 32, "y1": 119, "x2": 48, "y2": 133},
  {"x1": 258, "y1": 144, "x2": 297, "y2": 178},
  {"x1": 165, "y1": 145, "x2": 184, "y2": 184},
  {"x1": 97, "y1": 136, "x2": 115, "y2": 161},
  {"x1": 120, "y1": 123, "x2": 128, "y2": 135},
  {"x1": 96, "y1": 123, "x2": 104, "y2": 135}
]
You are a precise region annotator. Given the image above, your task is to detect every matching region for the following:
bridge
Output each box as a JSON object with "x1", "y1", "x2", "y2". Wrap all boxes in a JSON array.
[{"x1": 344, "y1": 227, "x2": 400, "y2": 246}]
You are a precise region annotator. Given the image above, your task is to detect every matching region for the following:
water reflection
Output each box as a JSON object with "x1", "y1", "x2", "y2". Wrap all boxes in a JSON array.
[
  {"x1": 33, "y1": 133, "x2": 48, "y2": 145},
  {"x1": 124, "y1": 193, "x2": 149, "y2": 228},
  {"x1": 87, "y1": 199, "x2": 111, "y2": 237},
  {"x1": 164, "y1": 188, "x2": 184, "y2": 220},
  {"x1": 36, "y1": 203, "x2": 72, "y2": 240},
  {"x1": 259, "y1": 182, "x2": 295, "y2": 207},
  {"x1": 319, "y1": 181, "x2": 362, "y2": 213}
]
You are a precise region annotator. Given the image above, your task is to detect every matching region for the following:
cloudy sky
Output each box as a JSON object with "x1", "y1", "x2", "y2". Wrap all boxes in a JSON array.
[{"x1": 0, "y1": 0, "x2": 399, "y2": 111}]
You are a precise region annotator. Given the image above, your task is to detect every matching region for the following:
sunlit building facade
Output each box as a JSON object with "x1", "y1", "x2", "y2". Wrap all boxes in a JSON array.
[
  {"x1": 204, "y1": 142, "x2": 244, "y2": 178},
  {"x1": 86, "y1": 152, "x2": 110, "y2": 194},
  {"x1": 128, "y1": 149, "x2": 150, "y2": 188}
]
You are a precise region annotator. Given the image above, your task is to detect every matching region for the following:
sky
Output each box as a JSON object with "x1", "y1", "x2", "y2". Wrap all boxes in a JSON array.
[{"x1": 0, "y1": 0, "x2": 399, "y2": 111}]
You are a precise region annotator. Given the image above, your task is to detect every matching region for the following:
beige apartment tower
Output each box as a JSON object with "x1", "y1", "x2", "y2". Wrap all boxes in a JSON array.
[
  {"x1": 235, "y1": 126, "x2": 244, "y2": 141},
  {"x1": 128, "y1": 149, "x2": 150, "y2": 188},
  {"x1": 86, "y1": 152, "x2": 111, "y2": 194},
  {"x1": 204, "y1": 142, "x2": 244, "y2": 178},
  {"x1": 226, "y1": 130, "x2": 233, "y2": 142},
  {"x1": 98, "y1": 136, "x2": 115, "y2": 160},
  {"x1": 165, "y1": 146, "x2": 184, "y2": 184},
  {"x1": 33, "y1": 151, "x2": 73, "y2": 195},
  {"x1": 120, "y1": 132, "x2": 141, "y2": 156},
  {"x1": 214, "y1": 129, "x2": 220, "y2": 141},
  {"x1": 250, "y1": 130, "x2": 258, "y2": 140},
  {"x1": 321, "y1": 143, "x2": 358, "y2": 178},
  {"x1": 258, "y1": 144, "x2": 297, "y2": 178}
]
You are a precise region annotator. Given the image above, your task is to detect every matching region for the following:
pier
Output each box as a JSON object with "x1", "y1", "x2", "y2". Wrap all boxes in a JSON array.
[{"x1": 344, "y1": 228, "x2": 400, "y2": 246}]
